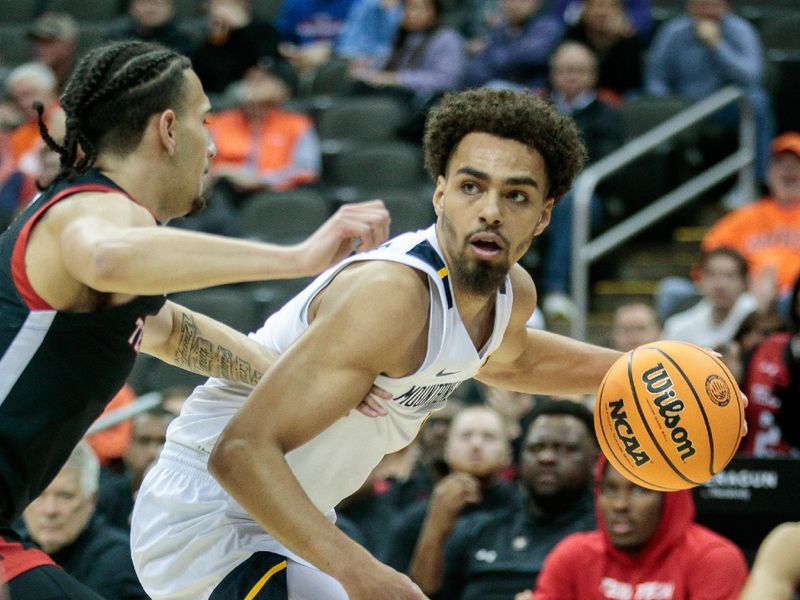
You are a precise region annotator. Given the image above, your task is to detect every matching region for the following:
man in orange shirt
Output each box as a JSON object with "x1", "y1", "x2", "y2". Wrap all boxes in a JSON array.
[
  {"x1": 703, "y1": 132, "x2": 800, "y2": 296},
  {"x1": 206, "y1": 56, "x2": 320, "y2": 206}
]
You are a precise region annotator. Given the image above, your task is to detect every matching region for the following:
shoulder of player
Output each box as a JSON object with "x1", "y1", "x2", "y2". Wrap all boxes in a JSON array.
[
  {"x1": 319, "y1": 260, "x2": 431, "y2": 322},
  {"x1": 44, "y1": 190, "x2": 156, "y2": 230}
]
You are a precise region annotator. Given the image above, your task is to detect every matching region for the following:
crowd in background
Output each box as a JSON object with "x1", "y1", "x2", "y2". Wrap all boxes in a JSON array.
[{"x1": 2, "y1": 0, "x2": 800, "y2": 598}]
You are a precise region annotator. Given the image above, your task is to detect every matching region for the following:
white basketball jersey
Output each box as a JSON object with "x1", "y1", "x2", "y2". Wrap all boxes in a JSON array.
[{"x1": 167, "y1": 225, "x2": 514, "y2": 515}]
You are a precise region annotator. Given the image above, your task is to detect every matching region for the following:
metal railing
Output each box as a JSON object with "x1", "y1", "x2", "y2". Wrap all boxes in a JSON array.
[
  {"x1": 85, "y1": 391, "x2": 162, "y2": 436},
  {"x1": 570, "y1": 86, "x2": 755, "y2": 340}
]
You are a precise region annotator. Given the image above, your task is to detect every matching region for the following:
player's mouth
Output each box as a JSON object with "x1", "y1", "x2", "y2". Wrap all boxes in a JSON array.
[{"x1": 468, "y1": 233, "x2": 504, "y2": 260}]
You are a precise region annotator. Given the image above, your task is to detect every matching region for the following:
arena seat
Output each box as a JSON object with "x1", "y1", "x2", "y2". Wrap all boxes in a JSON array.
[
  {"x1": 317, "y1": 96, "x2": 411, "y2": 143},
  {"x1": 239, "y1": 189, "x2": 332, "y2": 244}
]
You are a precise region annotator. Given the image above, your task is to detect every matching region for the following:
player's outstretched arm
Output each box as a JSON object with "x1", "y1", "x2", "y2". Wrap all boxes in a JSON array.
[
  {"x1": 477, "y1": 266, "x2": 621, "y2": 395},
  {"x1": 739, "y1": 522, "x2": 800, "y2": 600},
  {"x1": 141, "y1": 301, "x2": 276, "y2": 385},
  {"x1": 55, "y1": 194, "x2": 389, "y2": 295},
  {"x1": 208, "y1": 263, "x2": 430, "y2": 600}
]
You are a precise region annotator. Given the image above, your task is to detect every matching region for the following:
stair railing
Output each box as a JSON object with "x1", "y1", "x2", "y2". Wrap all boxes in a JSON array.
[{"x1": 570, "y1": 86, "x2": 755, "y2": 341}]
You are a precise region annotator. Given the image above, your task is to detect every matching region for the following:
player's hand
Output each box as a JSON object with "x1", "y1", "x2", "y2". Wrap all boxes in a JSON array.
[
  {"x1": 514, "y1": 591, "x2": 534, "y2": 600},
  {"x1": 341, "y1": 562, "x2": 429, "y2": 600},
  {"x1": 355, "y1": 385, "x2": 390, "y2": 418},
  {"x1": 297, "y1": 200, "x2": 390, "y2": 276}
]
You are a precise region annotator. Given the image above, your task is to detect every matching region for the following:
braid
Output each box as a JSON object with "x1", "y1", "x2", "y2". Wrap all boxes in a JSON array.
[{"x1": 53, "y1": 40, "x2": 191, "y2": 182}]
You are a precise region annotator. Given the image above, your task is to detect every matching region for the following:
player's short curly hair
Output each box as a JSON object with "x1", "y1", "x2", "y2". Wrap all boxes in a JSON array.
[{"x1": 423, "y1": 88, "x2": 587, "y2": 200}]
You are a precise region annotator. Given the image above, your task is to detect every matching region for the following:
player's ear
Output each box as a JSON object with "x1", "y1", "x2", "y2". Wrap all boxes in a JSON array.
[
  {"x1": 433, "y1": 175, "x2": 446, "y2": 216},
  {"x1": 157, "y1": 109, "x2": 178, "y2": 156},
  {"x1": 533, "y1": 197, "x2": 555, "y2": 236}
]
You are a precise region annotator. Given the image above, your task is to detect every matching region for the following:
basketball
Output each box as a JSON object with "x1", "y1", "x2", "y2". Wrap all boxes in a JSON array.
[{"x1": 594, "y1": 340, "x2": 745, "y2": 491}]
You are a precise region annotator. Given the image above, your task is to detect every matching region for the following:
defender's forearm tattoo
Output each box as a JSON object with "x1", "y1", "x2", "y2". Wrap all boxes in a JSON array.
[{"x1": 174, "y1": 312, "x2": 263, "y2": 386}]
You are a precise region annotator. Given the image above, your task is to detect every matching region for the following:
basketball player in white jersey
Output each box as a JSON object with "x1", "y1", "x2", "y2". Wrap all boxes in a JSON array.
[{"x1": 131, "y1": 88, "x2": 623, "y2": 600}]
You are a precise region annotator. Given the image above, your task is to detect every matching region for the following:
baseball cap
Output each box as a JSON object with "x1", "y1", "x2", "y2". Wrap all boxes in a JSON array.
[
  {"x1": 28, "y1": 12, "x2": 78, "y2": 41},
  {"x1": 770, "y1": 132, "x2": 800, "y2": 158}
]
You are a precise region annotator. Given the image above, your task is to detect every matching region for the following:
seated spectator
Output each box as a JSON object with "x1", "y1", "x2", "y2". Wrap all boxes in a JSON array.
[
  {"x1": 523, "y1": 458, "x2": 748, "y2": 600},
  {"x1": 703, "y1": 132, "x2": 800, "y2": 300},
  {"x1": 562, "y1": 0, "x2": 645, "y2": 98},
  {"x1": 96, "y1": 406, "x2": 176, "y2": 530},
  {"x1": 276, "y1": 0, "x2": 358, "y2": 73},
  {"x1": 536, "y1": 41, "x2": 623, "y2": 319},
  {"x1": 645, "y1": 0, "x2": 774, "y2": 183},
  {"x1": 388, "y1": 399, "x2": 462, "y2": 507},
  {"x1": 336, "y1": 0, "x2": 403, "y2": 63},
  {"x1": 205, "y1": 57, "x2": 320, "y2": 207},
  {"x1": 740, "y1": 274, "x2": 800, "y2": 457},
  {"x1": 739, "y1": 521, "x2": 800, "y2": 600},
  {"x1": 349, "y1": 0, "x2": 465, "y2": 107},
  {"x1": 27, "y1": 12, "x2": 78, "y2": 93},
  {"x1": 191, "y1": 0, "x2": 281, "y2": 95},
  {"x1": 551, "y1": 0, "x2": 652, "y2": 39},
  {"x1": 463, "y1": 0, "x2": 563, "y2": 90},
  {"x1": 610, "y1": 302, "x2": 662, "y2": 352},
  {"x1": 21, "y1": 442, "x2": 147, "y2": 599},
  {"x1": 106, "y1": 0, "x2": 197, "y2": 56},
  {"x1": 383, "y1": 406, "x2": 522, "y2": 573},
  {"x1": 662, "y1": 247, "x2": 759, "y2": 348},
  {"x1": 5, "y1": 62, "x2": 61, "y2": 172},
  {"x1": 428, "y1": 399, "x2": 597, "y2": 599}
]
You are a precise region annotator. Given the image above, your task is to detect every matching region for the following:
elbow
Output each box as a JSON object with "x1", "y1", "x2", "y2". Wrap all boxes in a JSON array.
[
  {"x1": 208, "y1": 430, "x2": 250, "y2": 487},
  {"x1": 84, "y1": 243, "x2": 132, "y2": 292}
]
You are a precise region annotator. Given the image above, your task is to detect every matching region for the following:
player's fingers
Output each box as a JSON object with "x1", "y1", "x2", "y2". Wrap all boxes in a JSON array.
[
  {"x1": 369, "y1": 385, "x2": 392, "y2": 400},
  {"x1": 362, "y1": 393, "x2": 388, "y2": 416},
  {"x1": 356, "y1": 402, "x2": 381, "y2": 418},
  {"x1": 741, "y1": 392, "x2": 748, "y2": 408}
]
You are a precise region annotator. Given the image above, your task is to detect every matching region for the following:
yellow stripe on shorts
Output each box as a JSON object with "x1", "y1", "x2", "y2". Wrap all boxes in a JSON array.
[
  {"x1": 437, "y1": 267, "x2": 448, "y2": 279},
  {"x1": 243, "y1": 560, "x2": 288, "y2": 600}
]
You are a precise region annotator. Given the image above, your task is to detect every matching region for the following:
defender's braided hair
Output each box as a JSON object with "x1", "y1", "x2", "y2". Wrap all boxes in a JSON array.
[{"x1": 35, "y1": 40, "x2": 191, "y2": 182}]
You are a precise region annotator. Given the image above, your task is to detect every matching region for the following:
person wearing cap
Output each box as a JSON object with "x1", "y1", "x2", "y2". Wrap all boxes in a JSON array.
[
  {"x1": 703, "y1": 132, "x2": 800, "y2": 298},
  {"x1": 28, "y1": 12, "x2": 78, "y2": 92},
  {"x1": 205, "y1": 57, "x2": 320, "y2": 205}
]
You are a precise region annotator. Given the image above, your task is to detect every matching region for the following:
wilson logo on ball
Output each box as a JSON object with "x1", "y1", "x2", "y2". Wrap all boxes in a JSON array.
[
  {"x1": 609, "y1": 398, "x2": 651, "y2": 467},
  {"x1": 704, "y1": 375, "x2": 731, "y2": 407},
  {"x1": 642, "y1": 363, "x2": 696, "y2": 462}
]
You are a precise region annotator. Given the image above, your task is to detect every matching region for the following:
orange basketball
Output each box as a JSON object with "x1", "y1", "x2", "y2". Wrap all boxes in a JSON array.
[{"x1": 594, "y1": 340, "x2": 745, "y2": 491}]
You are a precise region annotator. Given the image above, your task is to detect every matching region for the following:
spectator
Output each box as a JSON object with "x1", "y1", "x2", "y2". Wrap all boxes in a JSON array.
[
  {"x1": 703, "y1": 132, "x2": 800, "y2": 299},
  {"x1": 205, "y1": 57, "x2": 319, "y2": 209},
  {"x1": 336, "y1": 0, "x2": 403, "y2": 63},
  {"x1": 610, "y1": 302, "x2": 661, "y2": 352},
  {"x1": 388, "y1": 399, "x2": 463, "y2": 507},
  {"x1": 524, "y1": 458, "x2": 748, "y2": 600},
  {"x1": 106, "y1": 0, "x2": 197, "y2": 56},
  {"x1": 5, "y1": 62, "x2": 60, "y2": 170},
  {"x1": 562, "y1": 0, "x2": 645, "y2": 98},
  {"x1": 96, "y1": 406, "x2": 175, "y2": 530},
  {"x1": 463, "y1": 0, "x2": 563, "y2": 90},
  {"x1": 739, "y1": 521, "x2": 800, "y2": 600},
  {"x1": 276, "y1": 0, "x2": 358, "y2": 73},
  {"x1": 430, "y1": 399, "x2": 597, "y2": 599},
  {"x1": 645, "y1": 0, "x2": 774, "y2": 183},
  {"x1": 740, "y1": 274, "x2": 800, "y2": 457},
  {"x1": 552, "y1": 0, "x2": 652, "y2": 39},
  {"x1": 383, "y1": 406, "x2": 522, "y2": 574},
  {"x1": 191, "y1": 0, "x2": 281, "y2": 95},
  {"x1": 662, "y1": 247, "x2": 759, "y2": 348},
  {"x1": 537, "y1": 41, "x2": 623, "y2": 319},
  {"x1": 27, "y1": 12, "x2": 78, "y2": 93},
  {"x1": 21, "y1": 442, "x2": 148, "y2": 599},
  {"x1": 349, "y1": 0, "x2": 465, "y2": 105}
]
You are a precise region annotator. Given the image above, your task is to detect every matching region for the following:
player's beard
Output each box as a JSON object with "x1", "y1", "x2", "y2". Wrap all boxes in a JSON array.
[{"x1": 441, "y1": 213, "x2": 509, "y2": 296}]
